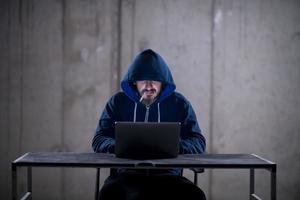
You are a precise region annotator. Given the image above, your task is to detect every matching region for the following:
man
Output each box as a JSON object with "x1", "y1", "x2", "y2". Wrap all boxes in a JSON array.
[{"x1": 92, "y1": 49, "x2": 206, "y2": 200}]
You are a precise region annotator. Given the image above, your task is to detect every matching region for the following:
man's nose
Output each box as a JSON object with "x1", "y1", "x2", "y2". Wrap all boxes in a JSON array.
[{"x1": 144, "y1": 81, "x2": 153, "y2": 88}]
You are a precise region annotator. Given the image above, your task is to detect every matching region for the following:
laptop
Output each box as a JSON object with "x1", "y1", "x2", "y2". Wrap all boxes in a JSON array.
[{"x1": 115, "y1": 122, "x2": 180, "y2": 159}]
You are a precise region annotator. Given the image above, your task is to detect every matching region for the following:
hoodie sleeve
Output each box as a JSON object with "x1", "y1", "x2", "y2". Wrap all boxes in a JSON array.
[
  {"x1": 179, "y1": 100, "x2": 206, "y2": 154},
  {"x1": 92, "y1": 96, "x2": 117, "y2": 153}
]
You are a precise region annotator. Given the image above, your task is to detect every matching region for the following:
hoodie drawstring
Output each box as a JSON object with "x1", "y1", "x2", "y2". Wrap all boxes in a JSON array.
[
  {"x1": 157, "y1": 103, "x2": 160, "y2": 122},
  {"x1": 133, "y1": 102, "x2": 137, "y2": 122}
]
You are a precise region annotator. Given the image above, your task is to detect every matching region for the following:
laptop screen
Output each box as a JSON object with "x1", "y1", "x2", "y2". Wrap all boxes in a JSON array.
[{"x1": 115, "y1": 122, "x2": 180, "y2": 159}]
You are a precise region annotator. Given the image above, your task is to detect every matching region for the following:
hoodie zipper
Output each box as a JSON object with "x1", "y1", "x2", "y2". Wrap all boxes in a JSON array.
[
  {"x1": 144, "y1": 106, "x2": 150, "y2": 122},
  {"x1": 144, "y1": 105, "x2": 150, "y2": 176}
]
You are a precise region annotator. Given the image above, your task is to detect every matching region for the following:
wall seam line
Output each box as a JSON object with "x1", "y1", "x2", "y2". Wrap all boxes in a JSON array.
[{"x1": 208, "y1": 0, "x2": 216, "y2": 199}]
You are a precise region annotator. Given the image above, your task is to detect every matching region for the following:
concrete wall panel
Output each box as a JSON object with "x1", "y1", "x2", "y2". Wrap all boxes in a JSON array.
[
  {"x1": 15, "y1": 0, "x2": 63, "y2": 199},
  {"x1": 61, "y1": 0, "x2": 118, "y2": 199},
  {"x1": 0, "y1": 0, "x2": 118, "y2": 199},
  {"x1": 0, "y1": 0, "x2": 10, "y2": 197},
  {"x1": 211, "y1": 0, "x2": 300, "y2": 199}
]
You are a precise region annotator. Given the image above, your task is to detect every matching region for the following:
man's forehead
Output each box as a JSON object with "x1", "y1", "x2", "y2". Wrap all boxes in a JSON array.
[{"x1": 135, "y1": 80, "x2": 161, "y2": 83}]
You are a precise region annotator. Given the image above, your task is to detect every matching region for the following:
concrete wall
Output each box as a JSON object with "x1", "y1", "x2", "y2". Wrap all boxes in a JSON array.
[{"x1": 1, "y1": 0, "x2": 299, "y2": 199}]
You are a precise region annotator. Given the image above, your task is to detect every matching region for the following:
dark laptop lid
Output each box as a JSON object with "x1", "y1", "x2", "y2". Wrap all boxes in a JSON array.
[{"x1": 115, "y1": 122, "x2": 180, "y2": 159}]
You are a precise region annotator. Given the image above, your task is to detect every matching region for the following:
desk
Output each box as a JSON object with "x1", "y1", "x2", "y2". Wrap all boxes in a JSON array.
[{"x1": 12, "y1": 153, "x2": 276, "y2": 200}]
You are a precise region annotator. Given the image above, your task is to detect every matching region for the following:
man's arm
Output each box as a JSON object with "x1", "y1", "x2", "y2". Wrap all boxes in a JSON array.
[
  {"x1": 92, "y1": 98, "x2": 116, "y2": 153},
  {"x1": 179, "y1": 100, "x2": 206, "y2": 154}
]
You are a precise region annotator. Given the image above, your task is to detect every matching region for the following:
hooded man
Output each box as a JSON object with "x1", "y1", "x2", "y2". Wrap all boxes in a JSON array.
[{"x1": 92, "y1": 49, "x2": 206, "y2": 200}]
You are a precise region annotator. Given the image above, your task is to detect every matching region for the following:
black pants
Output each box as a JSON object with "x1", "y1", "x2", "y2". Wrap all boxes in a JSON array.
[{"x1": 99, "y1": 174, "x2": 206, "y2": 200}]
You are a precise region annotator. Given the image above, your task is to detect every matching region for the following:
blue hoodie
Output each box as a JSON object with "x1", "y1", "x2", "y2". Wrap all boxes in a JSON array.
[{"x1": 92, "y1": 49, "x2": 206, "y2": 176}]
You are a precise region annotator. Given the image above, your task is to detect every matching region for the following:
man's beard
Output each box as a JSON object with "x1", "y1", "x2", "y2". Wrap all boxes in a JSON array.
[
  {"x1": 141, "y1": 97, "x2": 155, "y2": 106},
  {"x1": 140, "y1": 89, "x2": 157, "y2": 106}
]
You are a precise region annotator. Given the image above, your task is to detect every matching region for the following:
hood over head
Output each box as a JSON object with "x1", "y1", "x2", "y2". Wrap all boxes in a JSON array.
[{"x1": 121, "y1": 49, "x2": 176, "y2": 102}]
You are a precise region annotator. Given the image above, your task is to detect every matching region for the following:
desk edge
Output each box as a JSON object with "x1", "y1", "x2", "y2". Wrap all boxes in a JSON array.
[
  {"x1": 251, "y1": 154, "x2": 276, "y2": 165},
  {"x1": 12, "y1": 152, "x2": 30, "y2": 165}
]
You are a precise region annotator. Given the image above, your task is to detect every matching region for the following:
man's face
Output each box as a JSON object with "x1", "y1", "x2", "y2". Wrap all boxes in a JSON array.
[{"x1": 136, "y1": 80, "x2": 162, "y2": 105}]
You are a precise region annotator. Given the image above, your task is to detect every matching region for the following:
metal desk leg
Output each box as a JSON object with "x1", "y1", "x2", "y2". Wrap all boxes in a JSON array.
[
  {"x1": 27, "y1": 167, "x2": 32, "y2": 199},
  {"x1": 250, "y1": 168, "x2": 255, "y2": 200},
  {"x1": 271, "y1": 166, "x2": 276, "y2": 200},
  {"x1": 194, "y1": 171, "x2": 198, "y2": 185},
  {"x1": 12, "y1": 164, "x2": 17, "y2": 200},
  {"x1": 95, "y1": 168, "x2": 100, "y2": 200},
  {"x1": 11, "y1": 165, "x2": 32, "y2": 200}
]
